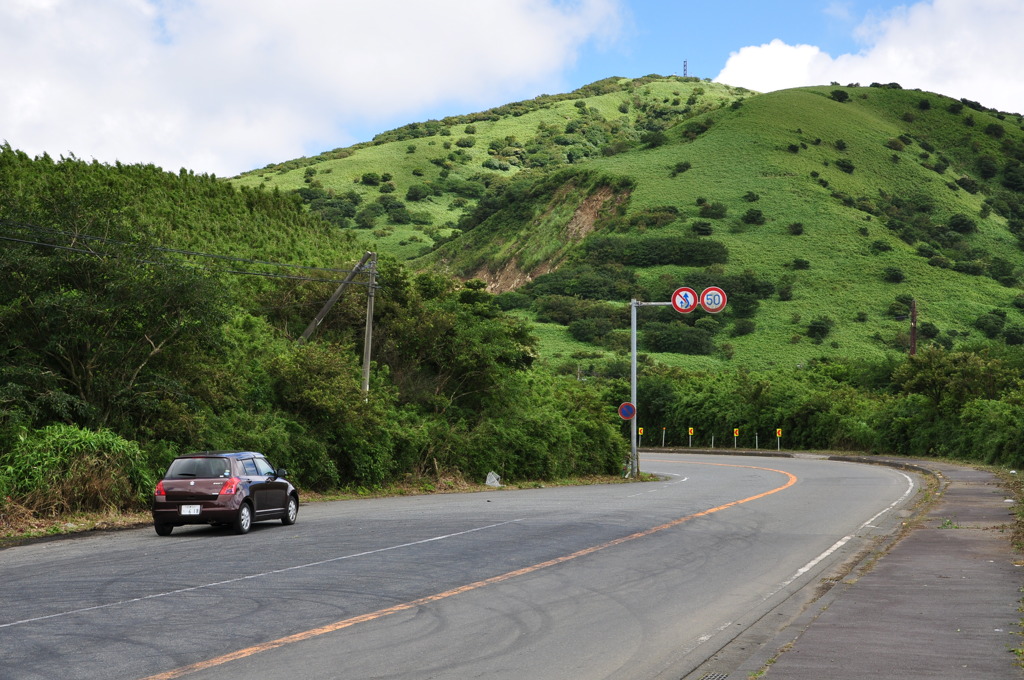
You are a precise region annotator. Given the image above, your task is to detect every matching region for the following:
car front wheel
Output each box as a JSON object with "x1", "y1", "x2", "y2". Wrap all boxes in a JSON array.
[
  {"x1": 234, "y1": 502, "x2": 253, "y2": 535},
  {"x1": 155, "y1": 523, "x2": 173, "y2": 536},
  {"x1": 282, "y1": 496, "x2": 298, "y2": 525}
]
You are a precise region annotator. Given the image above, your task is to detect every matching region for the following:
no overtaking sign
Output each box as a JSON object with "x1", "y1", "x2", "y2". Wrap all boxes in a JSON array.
[{"x1": 671, "y1": 286, "x2": 728, "y2": 314}]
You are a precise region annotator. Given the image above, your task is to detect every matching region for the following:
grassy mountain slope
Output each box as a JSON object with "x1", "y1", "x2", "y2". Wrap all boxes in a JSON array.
[{"x1": 232, "y1": 78, "x2": 1024, "y2": 371}]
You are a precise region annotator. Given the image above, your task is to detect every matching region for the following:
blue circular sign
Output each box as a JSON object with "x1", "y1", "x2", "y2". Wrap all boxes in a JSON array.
[{"x1": 618, "y1": 402, "x2": 636, "y2": 420}]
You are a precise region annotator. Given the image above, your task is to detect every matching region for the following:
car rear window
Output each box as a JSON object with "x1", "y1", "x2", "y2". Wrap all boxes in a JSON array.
[{"x1": 166, "y1": 457, "x2": 232, "y2": 479}]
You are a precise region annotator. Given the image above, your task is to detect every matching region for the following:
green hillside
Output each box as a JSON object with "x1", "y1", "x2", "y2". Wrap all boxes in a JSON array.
[
  {"x1": 5, "y1": 75, "x2": 1024, "y2": 532},
  {"x1": 234, "y1": 77, "x2": 1024, "y2": 372}
]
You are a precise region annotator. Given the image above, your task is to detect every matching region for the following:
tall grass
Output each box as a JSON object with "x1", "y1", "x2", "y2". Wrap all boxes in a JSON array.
[{"x1": 0, "y1": 425, "x2": 154, "y2": 514}]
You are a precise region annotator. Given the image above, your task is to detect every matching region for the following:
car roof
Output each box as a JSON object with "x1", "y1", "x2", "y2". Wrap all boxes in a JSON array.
[{"x1": 175, "y1": 451, "x2": 265, "y2": 459}]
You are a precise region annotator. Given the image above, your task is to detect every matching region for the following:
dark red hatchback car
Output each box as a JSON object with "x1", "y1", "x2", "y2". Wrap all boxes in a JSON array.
[{"x1": 152, "y1": 451, "x2": 298, "y2": 536}]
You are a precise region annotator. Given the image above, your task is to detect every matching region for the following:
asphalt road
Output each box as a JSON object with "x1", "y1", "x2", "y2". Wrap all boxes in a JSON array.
[{"x1": 0, "y1": 453, "x2": 918, "y2": 680}]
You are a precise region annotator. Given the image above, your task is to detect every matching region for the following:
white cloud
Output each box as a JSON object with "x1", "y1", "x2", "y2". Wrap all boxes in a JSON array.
[
  {"x1": 716, "y1": 0, "x2": 1024, "y2": 114},
  {"x1": 0, "y1": 0, "x2": 624, "y2": 176}
]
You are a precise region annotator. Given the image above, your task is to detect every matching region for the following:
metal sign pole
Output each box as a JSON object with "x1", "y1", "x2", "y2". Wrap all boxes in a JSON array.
[{"x1": 630, "y1": 300, "x2": 638, "y2": 478}]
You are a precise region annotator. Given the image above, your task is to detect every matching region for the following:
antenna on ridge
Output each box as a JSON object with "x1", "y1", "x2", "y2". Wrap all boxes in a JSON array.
[{"x1": 683, "y1": 60, "x2": 688, "y2": 78}]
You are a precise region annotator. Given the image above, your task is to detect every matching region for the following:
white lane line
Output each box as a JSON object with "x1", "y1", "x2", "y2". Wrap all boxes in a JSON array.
[
  {"x1": 779, "y1": 470, "x2": 915, "y2": 587},
  {"x1": 684, "y1": 469, "x2": 916, "y2": 654},
  {"x1": 0, "y1": 519, "x2": 524, "y2": 629},
  {"x1": 627, "y1": 474, "x2": 688, "y2": 497}
]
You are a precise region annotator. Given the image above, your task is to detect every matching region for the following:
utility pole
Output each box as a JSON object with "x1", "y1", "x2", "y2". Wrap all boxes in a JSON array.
[{"x1": 361, "y1": 252, "x2": 377, "y2": 394}]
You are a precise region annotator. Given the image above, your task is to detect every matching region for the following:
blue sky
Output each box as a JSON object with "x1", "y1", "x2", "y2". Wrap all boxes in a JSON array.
[{"x1": 0, "y1": 0, "x2": 1020, "y2": 176}]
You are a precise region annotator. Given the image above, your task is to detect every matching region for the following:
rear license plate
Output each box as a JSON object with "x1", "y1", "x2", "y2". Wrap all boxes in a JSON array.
[{"x1": 180, "y1": 505, "x2": 201, "y2": 516}]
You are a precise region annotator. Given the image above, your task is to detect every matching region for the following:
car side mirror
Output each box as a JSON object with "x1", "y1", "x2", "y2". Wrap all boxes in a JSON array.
[{"x1": 276, "y1": 468, "x2": 288, "y2": 478}]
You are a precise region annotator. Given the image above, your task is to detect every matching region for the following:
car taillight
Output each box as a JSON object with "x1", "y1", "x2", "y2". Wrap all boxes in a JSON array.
[
  {"x1": 155, "y1": 480, "x2": 166, "y2": 496},
  {"x1": 219, "y1": 477, "x2": 241, "y2": 495}
]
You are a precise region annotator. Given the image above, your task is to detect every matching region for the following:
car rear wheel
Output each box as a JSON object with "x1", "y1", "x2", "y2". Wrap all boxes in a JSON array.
[
  {"x1": 234, "y1": 502, "x2": 253, "y2": 535},
  {"x1": 155, "y1": 523, "x2": 173, "y2": 536},
  {"x1": 282, "y1": 495, "x2": 298, "y2": 525}
]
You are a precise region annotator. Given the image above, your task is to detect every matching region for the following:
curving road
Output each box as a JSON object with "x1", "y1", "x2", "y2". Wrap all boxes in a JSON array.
[{"x1": 0, "y1": 453, "x2": 918, "y2": 679}]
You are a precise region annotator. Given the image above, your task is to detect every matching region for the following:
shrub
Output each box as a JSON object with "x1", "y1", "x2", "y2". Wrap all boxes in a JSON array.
[
  {"x1": 670, "y1": 161, "x2": 691, "y2": 177},
  {"x1": 948, "y1": 213, "x2": 977, "y2": 233},
  {"x1": 691, "y1": 221, "x2": 714, "y2": 236},
  {"x1": 406, "y1": 184, "x2": 431, "y2": 202},
  {"x1": 788, "y1": 222, "x2": 804, "y2": 235},
  {"x1": 830, "y1": 90, "x2": 849, "y2": 103},
  {"x1": 883, "y1": 266, "x2": 905, "y2": 283},
  {"x1": 699, "y1": 202, "x2": 728, "y2": 219},
  {"x1": 641, "y1": 322, "x2": 714, "y2": 355},
  {"x1": 806, "y1": 317, "x2": 834, "y2": 342},
  {"x1": 835, "y1": 159, "x2": 855, "y2": 174},
  {"x1": 984, "y1": 123, "x2": 1005, "y2": 138},
  {"x1": 835, "y1": 139, "x2": 848, "y2": 151},
  {"x1": 743, "y1": 191, "x2": 760, "y2": 202},
  {"x1": 792, "y1": 258, "x2": 810, "y2": 270},
  {"x1": 361, "y1": 172, "x2": 381, "y2": 186},
  {"x1": 955, "y1": 176, "x2": 980, "y2": 194},
  {"x1": 975, "y1": 312, "x2": 1006, "y2": 338},
  {"x1": 455, "y1": 136, "x2": 476, "y2": 148},
  {"x1": 741, "y1": 209, "x2": 766, "y2": 225},
  {"x1": 731, "y1": 319, "x2": 756, "y2": 337},
  {"x1": 2, "y1": 425, "x2": 154, "y2": 514}
]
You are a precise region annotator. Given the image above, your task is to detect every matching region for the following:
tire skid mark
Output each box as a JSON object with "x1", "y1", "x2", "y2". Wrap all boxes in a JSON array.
[{"x1": 143, "y1": 461, "x2": 797, "y2": 680}]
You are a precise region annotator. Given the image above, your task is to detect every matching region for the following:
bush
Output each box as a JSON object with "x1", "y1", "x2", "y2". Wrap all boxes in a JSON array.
[
  {"x1": 731, "y1": 319, "x2": 756, "y2": 337},
  {"x1": 642, "y1": 323, "x2": 714, "y2": 355},
  {"x1": 691, "y1": 221, "x2": 714, "y2": 236},
  {"x1": 806, "y1": 317, "x2": 834, "y2": 342},
  {"x1": 406, "y1": 184, "x2": 431, "y2": 202},
  {"x1": 670, "y1": 161, "x2": 691, "y2": 177},
  {"x1": 883, "y1": 266, "x2": 905, "y2": 283},
  {"x1": 788, "y1": 222, "x2": 804, "y2": 235},
  {"x1": 699, "y1": 202, "x2": 728, "y2": 219},
  {"x1": 455, "y1": 136, "x2": 476, "y2": 148},
  {"x1": 835, "y1": 159, "x2": 855, "y2": 174},
  {"x1": 792, "y1": 258, "x2": 810, "y2": 270},
  {"x1": 830, "y1": 90, "x2": 849, "y2": 103},
  {"x1": 361, "y1": 172, "x2": 381, "y2": 186},
  {"x1": 741, "y1": 209, "x2": 766, "y2": 225},
  {"x1": 948, "y1": 213, "x2": 977, "y2": 233},
  {"x1": 1, "y1": 425, "x2": 154, "y2": 514}
]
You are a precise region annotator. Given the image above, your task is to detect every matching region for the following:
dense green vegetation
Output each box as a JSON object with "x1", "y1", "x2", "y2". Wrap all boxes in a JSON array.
[
  {"x1": 237, "y1": 76, "x2": 1024, "y2": 469},
  {"x1": 5, "y1": 75, "x2": 1024, "y2": 527},
  {"x1": 0, "y1": 145, "x2": 626, "y2": 521}
]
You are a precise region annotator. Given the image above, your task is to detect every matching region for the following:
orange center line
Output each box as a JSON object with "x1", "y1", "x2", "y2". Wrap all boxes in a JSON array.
[{"x1": 142, "y1": 461, "x2": 797, "y2": 680}]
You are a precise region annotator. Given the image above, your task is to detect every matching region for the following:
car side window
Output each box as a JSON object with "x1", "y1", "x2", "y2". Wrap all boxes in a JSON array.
[
  {"x1": 241, "y1": 458, "x2": 260, "y2": 476},
  {"x1": 254, "y1": 458, "x2": 275, "y2": 476}
]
